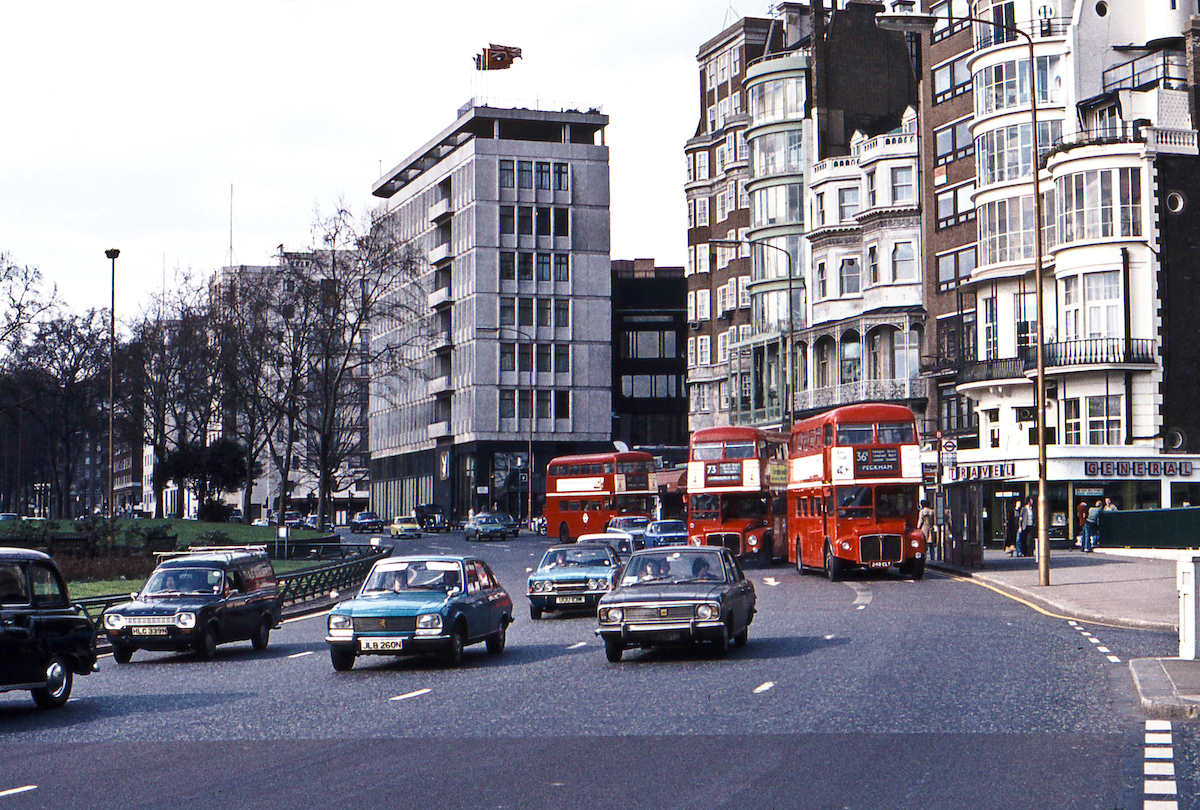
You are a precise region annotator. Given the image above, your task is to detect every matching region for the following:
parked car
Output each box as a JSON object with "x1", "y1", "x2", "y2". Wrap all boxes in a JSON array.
[
  {"x1": 527, "y1": 544, "x2": 623, "y2": 619},
  {"x1": 0, "y1": 547, "x2": 97, "y2": 708},
  {"x1": 324, "y1": 555, "x2": 513, "y2": 670},
  {"x1": 643, "y1": 519, "x2": 689, "y2": 548},
  {"x1": 0, "y1": 512, "x2": 18, "y2": 522},
  {"x1": 595, "y1": 546, "x2": 756, "y2": 663},
  {"x1": 605, "y1": 515, "x2": 652, "y2": 550},
  {"x1": 102, "y1": 546, "x2": 282, "y2": 662},
  {"x1": 228, "y1": 509, "x2": 243, "y2": 523},
  {"x1": 413, "y1": 503, "x2": 448, "y2": 532},
  {"x1": 577, "y1": 531, "x2": 636, "y2": 560},
  {"x1": 389, "y1": 515, "x2": 422, "y2": 540},
  {"x1": 463, "y1": 513, "x2": 509, "y2": 542},
  {"x1": 349, "y1": 511, "x2": 385, "y2": 533},
  {"x1": 493, "y1": 512, "x2": 520, "y2": 537}
]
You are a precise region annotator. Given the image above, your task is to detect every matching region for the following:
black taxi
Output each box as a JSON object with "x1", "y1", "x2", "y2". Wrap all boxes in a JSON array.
[
  {"x1": 102, "y1": 546, "x2": 282, "y2": 662},
  {"x1": 0, "y1": 547, "x2": 98, "y2": 708}
]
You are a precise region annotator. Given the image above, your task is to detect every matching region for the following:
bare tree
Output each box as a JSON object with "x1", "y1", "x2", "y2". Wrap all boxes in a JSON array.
[{"x1": 0, "y1": 252, "x2": 57, "y2": 360}]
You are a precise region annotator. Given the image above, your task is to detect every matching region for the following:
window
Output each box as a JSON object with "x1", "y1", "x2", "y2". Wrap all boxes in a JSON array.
[
  {"x1": 891, "y1": 166, "x2": 915, "y2": 203},
  {"x1": 983, "y1": 296, "x2": 998, "y2": 359},
  {"x1": 555, "y1": 390, "x2": 570, "y2": 419},
  {"x1": 935, "y1": 118, "x2": 975, "y2": 165},
  {"x1": 500, "y1": 390, "x2": 516, "y2": 418},
  {"x1": 500, "y1": 343, "x2": 516, "y2": 371},
  {"x1": 931, "y1": 0, "x2": 970, "y2": 40},
  {"x1": 518, "y1": 343, "x2": 533, "y2": 372},
  {"x1": 553, "y1": 162, "x2": 569, "y2": 191},
  {"x1": 937, "y1": 246, "x2": 976, "y2": 291},
  {"x1": 686, "y1": 290, "x2": 696, "y2": 322},
  {"x1": 554, "y1": 254, "x2": 569, "y2": 282},
  {"x1": 696, "y1": 151, "x2": 709, "y2": 180},
  {"x1": 1087, "y1": 395, "x2": 1121, "y2": 445},
  {"x1": 840, "y1": 334, "x2": 862, "y2": 384},
  {"x1": 518, "y1": 252, "x2": 533, "y2": 281},
  {"x1": 536, "y1": 253, "x2": 551, "y2": 281},
  {"x1": 29, "y1": 564, "x2": 65, "y2": 608},
  {"x1": 975, "y1": 55, "x2": 1062, "y2": 116},
  {"x1": 500, "y1": 297, "x2": 515, "y2": 325},
  {"x1": 1084, "y1": 270, "x2": 1121, "y2": 339},
  {"x1": 1064, "y1": 398, "x2": 1081, "y2": 445},
  {"x1": 738, "y1": 276, "x2": 750, "y2": 308},
  {"x1": 979, "y1": 195, "x2": 1035, "y2": 264},
  {"x1": 554, "y1": 207, "x2": 569, "y2": 237},
  {"x1": 499, "y1": 160, "x2": 515, "y2": 189},
  {"x1": 976, "y1": 121, "x2": 1062, "y2": 185},
  {"x1": 839, "y1": 259, "x2": 861, "y2": 296},
  {"x1": 866, "y1": 171, "x2": 876, "y2": 208},
  {"x1": 933, "y1": 53, "x2": 972, "y2": 103},
  {"x1": 537, "y1": 344, "x2": 552, "y2": 372},
  {"x1": 698, "y1": 336, "x2": 711, "y2": 365},
  {"x1": 518, "y1": 389, "x2": 532, "y2": 419},
  {"x1": 687, "y1": 336, "x2": 696, "y2": 367},
  {"x1": 536, "y1": 162, "x2": 551, "y2": 190},
  {"x1": 717, "y1": 330, "x2": 730, "y2": 363},
  {"x1": 537, "y1": 298, "x2": 552, "y2": 327},
  {"x1": 1063, "y1": 275, "x2": 1080, "y2": 341},
  {"x1": 868, "y1": 245, "x2": 879, "y2": 285},
  {"x1": 687, "y1": 200, "x2": 695, "y2": 229},
  {"x1": 814, "y1": 193, "x2": 825, "y2": 226},
  {"x1": 536, "y1": 207, "x2": 551, "y2": 236},
  {"x1": 518, "y1": 206, "x2": 533, "y2": 235},
  {"x1": 554, "y1": 299, "x2": 570, "y2": 327},
  {"x1": 697, "y1": 197, "x2": 710, "y2": 226},
  {"x1": 937, "y1": 182, "x2": 976, "y2": 229},
  {"x1": 1056, "y1": 167, "x2": 1142, "y2": 244},
  {"x1": 697, "y1": 289, "x2": 711, "y2": 320},
  {"x1": 892, "y1": 242, "x2": 916, "y2": 281},
  {"x1": 1016, "y1": 292, "x2": 1037, "y2": 350},
  {"x1": 518, "y1": 298, "x2": 534, "y2": 327},
  {"x1": 518, "y1": 161, "x2": 533, "y2": 189},
  {"x1": 500, "y1": 252, "x2": 515, "y2": 280},
  {"x1": 554, "y1": 343, "x2": 570, "y2": 372},
  {"x1": 838, "y1": 187, "x2": 860, "y2": 222},
  {"x1": 500, "y1": 206, "x2": 515, "y2": 234},
  {"x1": 817, "y1": 262, "x2": 827, "y2": 299}
]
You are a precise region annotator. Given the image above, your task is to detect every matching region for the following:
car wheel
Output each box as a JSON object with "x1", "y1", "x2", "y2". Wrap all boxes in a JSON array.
[
  {"x1": 443, "y1": 622, "x2": 467, "y2": 667},
  {"x1": 530, "y1": 605, "x2": 543, "y2": 620},
  {"x1": 330, "y1": 647, "x2": 355, "y2": 672},
  {"x1": 604, "y1": 638, "x2": 624, "y2": 663},
  {"x1": 558, "y1": 523, "x2": 570, "y2": 544},
  {"x1": 196, "y1": 626, "x2": 218, "y2": 660},
  {"x1": 486, "y1": 620, "x2": 507, "y2": 654},
  {"x1": 712, "y1": 621, "x2": 731, "y2": 658},
  {"x1": 112, "y1": 645, "x2": 134, "y2": 665},
  {"x1": 734, "y1": 624, "x2": 749, "y2": 647},
  {"x1": 31, "y1": 657, "x2": 72, "y2": 709},
  {"x1": 251, "y1": 618, "x2": 271, "y2": 651},
  {"x1": 824, "y1": 542, "x2": 843, "y2": 583},
  {"x1": 910, "y1": 557, "x2": 926, "y2": 581}
]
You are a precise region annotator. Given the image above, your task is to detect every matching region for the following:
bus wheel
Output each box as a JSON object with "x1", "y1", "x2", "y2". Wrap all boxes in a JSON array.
[
  {"x1": 824, "y1": 542, "x2": 843, "y2": 582},
  {"x1": 910, "y1": 558, "x2": 926, "y2": 581},
  {"x1": 558, "y1": 523, "x2": 571, "y2": 544}
]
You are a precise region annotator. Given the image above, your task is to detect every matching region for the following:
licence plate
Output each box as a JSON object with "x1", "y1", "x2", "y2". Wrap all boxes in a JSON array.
[
  {"x1": 131, "y1": 626, "x2": 169, "y2": 636},
  {"x1": 360, "y1": 638, "x2": 403, "y2": 652},
  {"x1": 867, "y1": 561, "x2": 891, "y2": 569},
  {"x1": 557, "y1": 596, "x2": 586, "y2": 604}
]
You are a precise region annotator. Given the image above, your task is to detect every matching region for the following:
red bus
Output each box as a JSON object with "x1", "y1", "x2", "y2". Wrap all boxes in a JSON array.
[
  {"x1": 788, "y1": 403, "x2": 926, "y2": 579},
  {"x1": 687, "y1": 426, "x2": 789, "y2": 564},
  {"x1": 544, "y1": 451, "x2": 655, "y2": 543}
]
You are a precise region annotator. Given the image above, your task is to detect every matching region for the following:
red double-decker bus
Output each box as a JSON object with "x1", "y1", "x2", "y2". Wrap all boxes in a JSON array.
[
  {"x1": 544, "y1": 451, "x2": 655, "y2": 544},
  {"x1": 687, "y1": 426, "x2": 788, "y2": 564},
  {"x1": 788, "y1": 403, "x2": 926, "y2": 580}
]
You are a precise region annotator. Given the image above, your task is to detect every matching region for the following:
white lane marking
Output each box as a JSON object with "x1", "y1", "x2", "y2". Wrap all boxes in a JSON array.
[
  {"x1": 1145, "y1": 747, "x2": 1174, "y2": 759},
  {"x1": 1068, "y1": 620, "x2": 1079, "y2": 626},
  {"x1": 287, "y1": 651, "x2": 313, "y2": 659},
  {"x1": 753, "y1": 681, "x2": 775, "y2": 694},
  {"x1": 763, "y1": 577, "x2": 780, "y2": 587},
  {"x1": 1106, "y1": 655, "x2": 1122, "y2": 663},
  {"x1": 0, "y1": 786, "x2": 37, "y2": 798},
  {"x1": 526, "y1": 568, "x2": 533, "y2": 573},
  {"x1": 848, "y1": 583, "x2": 872, "y2": 606},
  {"x1": 1143, "y1": 801, "x2": 1178, "y2": 810},
  {"x1": 824, "y1": 634, "x2": 836, "y2": 640},
  {"x1": 1088, "y1": 637, "x2": 1101, "y2": 644},
  {"x1": 1080, "y1": 631, "x2": 1094, "y2": 638},
  {"x1": 1147, "y1": 720, "x2": 1173, "y2": 731},
  {"x1": 390, "y1": 688, "x2": 432, "y2": 702},
  {"x1": 282, "y1": 610, "x2": 331, "y2": 625},
  {"x1": 1097, "y1": 646, "x2": 1111, "y2": 653},
  {"x1": 1146, "y1": 732, "x2": 1173, "y2": 745},
  {"x1": 567, "y1": 642, "x2": 588, "y2": 650},
  {"x1": 855, "y1": 605, "x2": 867, "y2": 611},
  {"x1": 1145, "y1": 780, "x2": 1177, "y2": 795},
  {"x1": 1145, "y1": 762, "x2": 1176, "y2": 776}
]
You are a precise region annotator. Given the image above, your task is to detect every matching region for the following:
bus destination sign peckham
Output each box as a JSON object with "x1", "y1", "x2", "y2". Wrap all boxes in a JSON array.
[{"x1": 854, "y1": 448, "x2": 899, "y2": 477}]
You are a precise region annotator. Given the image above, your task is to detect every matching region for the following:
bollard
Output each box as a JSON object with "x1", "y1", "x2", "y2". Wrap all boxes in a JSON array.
[{"x1": 1178, "y1": 555, "x2": 1200, "y2": 660}]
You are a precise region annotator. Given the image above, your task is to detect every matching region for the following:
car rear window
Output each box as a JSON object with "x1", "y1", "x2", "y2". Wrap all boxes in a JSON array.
[{"x1": 0, "y1": 563, "x2": 29, "y2": 604}]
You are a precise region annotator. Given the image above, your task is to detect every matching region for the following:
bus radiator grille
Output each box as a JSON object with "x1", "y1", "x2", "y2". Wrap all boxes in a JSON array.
[
  {"x1": 705, "y1": 533, "x2": 741, "y2": 553},
  {"x1": 859, "y1": 534, "x2": 903, "y2": 563}
]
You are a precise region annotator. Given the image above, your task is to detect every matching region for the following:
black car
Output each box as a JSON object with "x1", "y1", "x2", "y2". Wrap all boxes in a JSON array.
[
  {"x1": 494, "y1": 512, "x2": 520, "y2": 537},
  {"x1": 414, "y1": 504, "x2": 448, "y2": 532},
  {"x1": 349, "y1": 511, "x2": 385, "y2": 533},
  {"x1": 102, "y1": 546, "x2": 282, "y2": 662},
  {"x1": 595, "y1": 546, "x2": 756, "y2": 663},
  {"x1": 0, "y1": 547, "x2": 97, "y2": 708}
]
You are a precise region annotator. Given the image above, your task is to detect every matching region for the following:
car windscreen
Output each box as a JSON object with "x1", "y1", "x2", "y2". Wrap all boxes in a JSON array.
[
  {"x1": 650, "y1": 521, "x2": 685, "y2": 534},
  {"x1": 538, "y1": 548, "x2": 613, "y2": 570},
  {"x1": 611, "y1": 517, "x2": 649, "y2": 530},
  {"x1": 363, "y1": 560, "x2": 463, "y2": 593},
  {"x1": 144, "y1": 566, "x2": 223, "y2": 596},
  {"x1": 620, "y1": 549, "x2": 726, "y2": 586}
]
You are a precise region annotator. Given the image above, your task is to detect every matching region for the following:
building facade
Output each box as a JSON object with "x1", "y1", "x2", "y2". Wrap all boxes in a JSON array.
[{"x1": 370, "y1": 102, "x2": 613, "y2": 523}]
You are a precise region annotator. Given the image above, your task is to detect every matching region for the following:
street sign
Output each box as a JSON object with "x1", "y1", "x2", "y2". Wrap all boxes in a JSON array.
[{"x1": 942, "y1": 439, "x2": 957, "y2": 453}]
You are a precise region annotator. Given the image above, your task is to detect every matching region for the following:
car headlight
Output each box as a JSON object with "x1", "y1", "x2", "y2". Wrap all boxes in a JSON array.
[
  {"x1": 695, "y1": 603, "x2": 719, "y2": 620},
  {"x1": 604, "y1": 607, "x2": 624, "y2": 623},
  {"x1": 587, "y1": 579, "x2": 599, "y2": 590},
  {"x1": 328, "y1": 614, "x2": 352, "y2": 631},
  {"x1": 746, "y1": 535, "x2": 759, "y2": 548},
  {"x1": 175, "y1": 612, "x2": 196, "y2": 629},
  {"x1": 416, "y1": 614, "x2": 443, "y2": 633},
  {"x1": 543, "y1": 580, "x2": 554, "y2": 592},
  {"x1": 103, "y1": 613, "x2": 125, "y2": 630}
]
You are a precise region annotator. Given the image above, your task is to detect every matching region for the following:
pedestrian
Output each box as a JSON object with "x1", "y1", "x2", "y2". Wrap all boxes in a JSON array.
[
  {"x1": 1076, "y1": 500, "x2": 1089, "y2": 549},
  {"x1": 1019, "y1": 497, "x2": 1035, "y2": 557},
  {"x1": 1103, "y1": 497, "x2": 1118, "y2": 512},
  {"x1": 917, "y1": 500, "x2": 935, "y2": 555},
  {"x1": 1006, "y1": 500, "x2": 1020, "y2": 555},
  {"x1": 1084, "y1": 500, "x2": 1102, "y2": 552}
]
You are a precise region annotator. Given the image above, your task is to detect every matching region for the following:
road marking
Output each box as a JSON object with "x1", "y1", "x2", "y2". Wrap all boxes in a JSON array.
[
  {"x1": 1146, "y1": 732, "x2": 1173, "y2": 745},
  {"x1": 753, "y1": 681, "x2": 775, "y2": 694},
  {"x1": 1145, "y1": 762, "x2": 1175, "y2": 776},
  {"x1": 1147, "y1": 720, "x2": 1173, "y2": 731},
  {"x1": 1106, "y1": 655, "x2": 1122, "y2": 663},
  {"x1": 1097, "y1": 646, "x2": 1111, "y2": 653},
  {"x1": 567, "y1": 642, "x2": 588, "y2": 650},
  {"x1": 763, "y1": 577, "x2": 780, "y2": 587},
  {"x1": 856, "y1": 605, "x2": 867, "y2": 610},
  {"x1": 1145, "y1": 780, "x2": 1177, "y2": 795},
  {"x1": 526, "y1": 567, "x2": 533, "y2": 573},
  {"x1": 848, "y1": 583, "x2": 872, "y2": 606},
  {"x1": 287, "y1": 651, "x2": 313, "y2": 659},
  {"x1": 1088, "y1": 637, "x2": 1101, "y2": 644},
  {"x1": 824, "y1": 634, "x2": 835, "y2": 640},
  {"x1": 1145, "y1": 802, "x2": 1179, "y2": 810},
  {"x1": 1142, "y1": 721, "x2": 1179, "y2": 809},
  {"x1": 1146, "y1": 747, "x2": 1174, "y2": 759},
  {"x1": 390, "y1": 688, "x2": 432, "y2": 702},
  {"x1": 0, "y1": 787, "x2": 37, "y2": 798},
  {"x1": 282, "y1": 610, "x2": 331, "y2": 625}
]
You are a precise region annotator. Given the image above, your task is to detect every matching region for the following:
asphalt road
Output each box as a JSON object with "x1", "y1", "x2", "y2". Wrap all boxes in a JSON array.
[{"x1": 1, "y1": 530, "x2": 1194, "y2": 809}]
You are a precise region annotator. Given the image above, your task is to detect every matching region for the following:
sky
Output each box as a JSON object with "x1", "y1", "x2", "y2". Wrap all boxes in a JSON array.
[{"x1": 1, "y1": 0, "x2": 775, "y2": 321}]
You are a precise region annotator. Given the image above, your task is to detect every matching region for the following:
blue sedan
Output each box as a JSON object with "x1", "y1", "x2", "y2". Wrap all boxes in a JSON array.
[
  {"x1": 643, "y1": 519, "x2": 689, "y2": 547},
  {"x1": 527, "y1": 545, "x2": 623, "y2": 619},
  {"x1": 325, "y1": 555, "x2": 513, "y2": 670}
]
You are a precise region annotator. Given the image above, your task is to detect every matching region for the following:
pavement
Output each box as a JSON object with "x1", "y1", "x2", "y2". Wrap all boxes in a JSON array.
[{"x1": 929, "y1": 546, "x2": 1200, "y2": 719}]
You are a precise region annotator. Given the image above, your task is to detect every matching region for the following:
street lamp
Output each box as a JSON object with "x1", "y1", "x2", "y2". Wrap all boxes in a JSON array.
[
  {"x1": 877, "y1": 3, "x2": 1051, "y2": 585},
  {"x1": 482, "y1": 325, "x2": 536, "y2": 525},
  {"x1": 104, "y1": 248, "x2": 119, "y2": 520},
  {"x1": 710, "y1": 238, "x2": 798, "y2": 430}
]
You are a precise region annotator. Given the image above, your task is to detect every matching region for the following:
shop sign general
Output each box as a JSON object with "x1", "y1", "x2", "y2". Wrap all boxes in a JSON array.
[{"x1": 1084, "y1": 460, "x2": 1195, "y2": 477}]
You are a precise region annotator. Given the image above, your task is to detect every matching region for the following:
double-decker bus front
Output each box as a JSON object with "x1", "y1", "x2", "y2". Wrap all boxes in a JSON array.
[
  {"x1": 789, "y1": 406, "x2": 926, "y2": 580},
  {"x1": 687, "y1": 427, "x2": 787, "y2": 565},
  {"x1": 544, "y1": 452, "x2": 654, "y2": 544}
]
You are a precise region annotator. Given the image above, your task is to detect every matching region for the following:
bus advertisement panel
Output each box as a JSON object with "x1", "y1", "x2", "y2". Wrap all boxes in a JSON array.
[{"x1": 544, "y1": 452, "x2": 655, "y2": 544}]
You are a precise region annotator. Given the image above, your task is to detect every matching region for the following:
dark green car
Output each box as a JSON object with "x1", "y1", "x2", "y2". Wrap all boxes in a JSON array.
[{"x1": 325, "y1": 555, "x2": 513, "y2": 670}]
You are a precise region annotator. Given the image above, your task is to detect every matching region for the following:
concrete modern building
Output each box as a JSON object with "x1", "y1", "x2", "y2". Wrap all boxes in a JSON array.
[{"x1": 370, "y1": 102, "x2": 613, "y2": 523}]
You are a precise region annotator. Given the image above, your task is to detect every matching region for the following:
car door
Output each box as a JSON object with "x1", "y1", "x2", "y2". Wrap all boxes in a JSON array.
[
  {"x1": 221, "y1": 566, "x2": 254, "y2": 641},
  {"x1": 28, "y1": 562, "x2": 82, "y2": 670},
  {"x1": 0, "y1": 561, "x2": 37, "y2": 685},
  {"x1": 476, "y1": 562, "x2": 509, "y2": 632},
  {"x1": 723, "y1": 552, "x2": 755, "y2": 631},
  {"x1": 461, "y1": 563, "x2": 489, "y2": 640}
]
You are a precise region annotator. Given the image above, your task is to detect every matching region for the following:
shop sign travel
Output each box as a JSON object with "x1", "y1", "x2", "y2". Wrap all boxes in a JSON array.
[
  {"x1": 1083, "y1": 460, "x2": 1195, "y2": 477},
  {"x1": 949, "y1": 463, "x2": 1016, "y2": 481}
]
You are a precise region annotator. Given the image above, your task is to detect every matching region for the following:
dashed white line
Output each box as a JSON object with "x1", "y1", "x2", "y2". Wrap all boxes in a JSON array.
[
  {"x1": 823, "y1": 634, "x2": 836, "y2": 640},
  {"x1": 1088, "y1": 637, "x2": 1101, "y2": 644},
  {"x1": 1145, "y1": 780, "x2": 1177, "y2": 795},
  {"x1": 526, "y1": 567, "x2": 533, "y2": 573},
  {"x1": 753, "y1": 681, "x2": 775, "y2": 694},
  {"x1": 0, "y1": 786, "x2": 37, "y2": 797},
  {"x1": 1147, "y1": 720, "x2": 1173, "y2": 731},
  {"x1": 1106, "y1": 654, "x2": 1122, "y2": 663},
  {"x1": 390, "y1": 688, "x2": 432, "y2": 702},
  {"x1": 567, "y1": 642, "x2": 588, "y2": 650},
  {"x1": 855, "y1": 605, "x2": 867, "y2": 611},
  {"x1": 1142, "y1": 720, "x2": 1179, "y2": 810},
  {"x1": 1146, "y1": 732, "x2": 1173, "y2": 745},
  {"x1": 1145, "y1": 762, "x2": 1176, "y2": 776},
  {"x1": 287, "y1": 651, "x2": 314, "y2": 659},
  {"x1": 763, "y1": 577, "x2": 780, "y2": 587},
  {"x1": 1145, "y1": 747, "x2": 1174, "y2": 759}
]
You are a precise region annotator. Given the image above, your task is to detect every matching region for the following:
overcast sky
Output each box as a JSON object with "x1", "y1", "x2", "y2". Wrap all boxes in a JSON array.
[{"x1": 1, "y1": 0, "x2": 774, "y2": 320}]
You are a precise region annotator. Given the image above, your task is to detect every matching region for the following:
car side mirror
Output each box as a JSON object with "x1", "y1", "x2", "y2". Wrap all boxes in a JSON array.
[
  {"x1": 130, "y1": 592, "x2": 138, "y2": 600},
  {"x1": 447, "y1": 586, "x2": 462, "y2": 597}
]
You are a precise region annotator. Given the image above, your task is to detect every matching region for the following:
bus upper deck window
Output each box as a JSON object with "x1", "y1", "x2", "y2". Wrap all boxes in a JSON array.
[
  {"x1": 724, "y1": 441, "x2": 755, "y2": 459},
  {"x1": 824, "y1": 425, "x2": 833, "y2": 446},
  {"x1": 693, "y1": 443, "x2": 723, "y2": 461},
  {"x1": 837, "y1": 424, "x2": 875, "y2": 446},
  {"x1": 877, "y1": 423, "x2": 915, "y2": 444}
]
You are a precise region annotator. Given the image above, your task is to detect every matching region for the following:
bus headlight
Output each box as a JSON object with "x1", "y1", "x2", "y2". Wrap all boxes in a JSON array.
[
  {"x1": 587, "y1": 579, "x2": 599, "y2": 590},
  {"x1": 840, "y1": 541, "x2": 851, "y2": 551},
  {"x1": 103, "y1": 614, "x2": 125, "y2": 630},
  {"x1": 910, "y1": 539, "x2": 921, "y2": 549},
  {"x1": 690, "y1": 536, "x2": 702, "y2": 546},
  {"x1": 746, "y1": 535, "x2": 759, "y2": 548}
]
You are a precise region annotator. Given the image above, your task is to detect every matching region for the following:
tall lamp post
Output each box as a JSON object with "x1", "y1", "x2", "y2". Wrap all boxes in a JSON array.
[
  {"x1": 104, "y1": 248, "x2": 120, "y2": 519},
  {"x1": 877, "y1": 3, "x2": 1050, "y2": 585},
  {"x1": 711, "y1": 238, "x2": 798, "y2": 430}
]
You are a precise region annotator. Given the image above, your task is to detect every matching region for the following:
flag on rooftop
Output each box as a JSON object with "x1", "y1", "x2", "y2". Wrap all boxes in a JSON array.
[{"x1": 474, "y1": 44, "x2": 522, "y2": 70}]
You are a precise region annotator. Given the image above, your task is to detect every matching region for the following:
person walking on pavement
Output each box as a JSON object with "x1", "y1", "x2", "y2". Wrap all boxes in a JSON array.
[
  {"x1": 1019, "y1": 497, "x2": 1035, "y2": 557},
  {"x1": 1076, "y1": 500, "x2": 1090, "y2": 549},
  {"x1": 1006, "y1": 500, "x2": 1021, "y2": 555},
  {"x1": 1083, "y1": 500, "x2": 1102, "y2": 552},
  {"x1": 918, "y1": 500, "x2": 936, "y2": 559}
]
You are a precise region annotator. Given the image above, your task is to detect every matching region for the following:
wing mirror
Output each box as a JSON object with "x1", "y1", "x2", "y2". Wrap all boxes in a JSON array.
[{"x1": 447, "y1": 586, "x2": 462, "y2": 597}]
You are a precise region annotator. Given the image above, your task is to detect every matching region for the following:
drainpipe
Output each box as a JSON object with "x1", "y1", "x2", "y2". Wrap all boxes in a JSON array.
[{"x1": 1122, "y1": 247, "x2": 1133, "y2": 444}]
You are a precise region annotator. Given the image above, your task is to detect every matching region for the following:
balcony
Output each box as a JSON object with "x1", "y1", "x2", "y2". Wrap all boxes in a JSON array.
[
  {"x1": 794, "y1": 377, "x2": 929, "y2": 412},
  {"x1": 1103, "y1": 50, "x2": 1188, "y2": 93},
  {"x1": 428, "y1": 242, "x2": 453, "y2": 265},
  {"x1": 1144, "y1": 127, "x2": 1199, "y2": 156},
  {"x1": 427, "y1": 286, "x2": 452, "y2": 310},
  {"x1": 427, "y1": 421, "x2": 450, "y2": 440},
  {"x1": 973, "y1": 17, "x2": 1069, "y2": 50},
  {"x1": 428, "y1": 375, "x2": 453, "y2": 396},
  {"x1": 429, "y1": 332, "x2": 453, "y2": 353},
  {"x1": 1045, "y1": 123, "x2": 1144, "y2": 162},
  {"x1": 958, "y1": 339, "x2": 1156, "y2": 385},
  {"x1": 429, "y1": 197, "x2": 454, "y2": 223},
  {"x1": 957, "y1": 357, "x2": 1026, "y2": 385},
  {"x1": 919, "y1": 353, "x2": 965, "y2": 376}
]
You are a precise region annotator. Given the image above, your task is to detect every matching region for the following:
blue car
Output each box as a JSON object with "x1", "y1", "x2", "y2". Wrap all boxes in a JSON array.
[
  {"x1": 527, "y1": 544, "x2": 623, "y2": 620},
  {"x1": 643, "y1": 520, "x2": 689, "y2": 548},
  {"x1": 325, "y1": 555, "x2": 513, "y2": 670}
]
